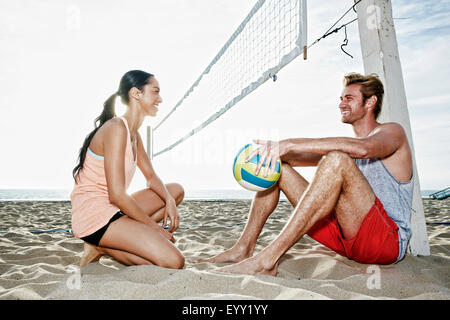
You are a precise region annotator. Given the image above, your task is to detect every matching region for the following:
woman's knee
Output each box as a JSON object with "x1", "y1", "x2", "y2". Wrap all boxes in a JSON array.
[
  {"x1": 167, "y1": 183, "x2": 184, "y2": 205},
  {"x1": 128, "y1": 236, "x2": 185, "y2": 269},
  {"x1": 120, "y1": 247, "x2": 184, "y2": 269},
  {"x1": 161, "y1": 250, "x2": 185, "y2": 269}
]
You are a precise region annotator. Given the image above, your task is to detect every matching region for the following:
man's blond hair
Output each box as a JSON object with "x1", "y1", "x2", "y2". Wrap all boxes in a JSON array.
[{"x1": 343, "y1": 73, "x2": 384, "y2": 119}]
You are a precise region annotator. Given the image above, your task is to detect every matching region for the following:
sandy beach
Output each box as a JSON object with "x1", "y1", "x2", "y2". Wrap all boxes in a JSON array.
[{"x1": 0, "y1": 198, "x2": 448, "y2": 300}]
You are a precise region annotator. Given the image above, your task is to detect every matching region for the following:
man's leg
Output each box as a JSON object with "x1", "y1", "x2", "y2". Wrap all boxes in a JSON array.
[
  {"x1": 198, "y1": 161, "x2": 310, "y2": 263},
  {"x1": 218, "y1": 151, "x2": 376, "y2": 275}
]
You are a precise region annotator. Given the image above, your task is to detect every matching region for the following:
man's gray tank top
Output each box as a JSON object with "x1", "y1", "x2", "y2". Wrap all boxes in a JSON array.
[{"x1": 354, "y1": 155, "x2": 413, "y2": 262}]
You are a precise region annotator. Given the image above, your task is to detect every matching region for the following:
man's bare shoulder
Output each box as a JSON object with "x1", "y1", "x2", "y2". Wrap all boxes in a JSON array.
[
  {"x1": 374, "y1": 123, "x2": 412, "y2": 182},
  {"x1": 376, "y1": 122, "x2": 404, "y2": 131},
  {"x1": 363, "y1": 122, "x2": 410, "y2": 160},
  {"x1": 373, "y1": 122, "x2": 407, "y2": 139}
]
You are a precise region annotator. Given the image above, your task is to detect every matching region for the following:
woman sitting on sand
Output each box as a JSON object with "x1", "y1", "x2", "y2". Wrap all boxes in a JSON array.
[{"x1": 71, "y1": 70, "x2": 185, "y2": 269}]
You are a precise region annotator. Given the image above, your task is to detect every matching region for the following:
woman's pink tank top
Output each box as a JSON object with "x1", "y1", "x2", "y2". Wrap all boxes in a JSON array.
[{"x1": 70, "y1": 116, "x2": 137, "y2": 238}]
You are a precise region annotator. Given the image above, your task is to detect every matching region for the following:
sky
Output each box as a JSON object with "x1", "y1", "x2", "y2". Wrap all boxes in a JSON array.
[{"x1": 0, "y1": 0, "x2": 449, "y2": 195}]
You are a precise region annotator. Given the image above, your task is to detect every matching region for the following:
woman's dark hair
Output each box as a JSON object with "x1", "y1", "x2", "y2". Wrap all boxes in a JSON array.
[{"x1": 72, "y1": 70, "x2": 154, "y2": 181}]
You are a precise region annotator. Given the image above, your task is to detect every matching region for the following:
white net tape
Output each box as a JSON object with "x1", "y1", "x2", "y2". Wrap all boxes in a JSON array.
[{"x1": 153, "y1": 0, "x2": 307, "y2": 157}]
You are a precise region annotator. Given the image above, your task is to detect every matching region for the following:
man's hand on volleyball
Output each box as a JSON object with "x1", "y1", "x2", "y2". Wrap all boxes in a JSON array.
[{"x1": 246, "y1": 139, "x2": 283, "y2": 177}]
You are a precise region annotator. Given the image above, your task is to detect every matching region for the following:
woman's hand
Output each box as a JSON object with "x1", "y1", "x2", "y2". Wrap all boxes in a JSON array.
[
  {"x1": 159, "y1": 228, "x2": 176, "y2": 243},
  {"x1": 163, "y1": 198, "x2": 180, "y2": 233},
  {"x1": 147, "y1": 218, "x2": 176, "y2": 243},
  {"x1": 246, "y1": 139, "x2": 288, "y2": 177}
]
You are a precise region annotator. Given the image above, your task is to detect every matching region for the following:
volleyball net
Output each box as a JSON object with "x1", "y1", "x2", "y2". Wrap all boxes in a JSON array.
[{"x1": 151, "y1": 0, "x2": 308, "y2": 158}]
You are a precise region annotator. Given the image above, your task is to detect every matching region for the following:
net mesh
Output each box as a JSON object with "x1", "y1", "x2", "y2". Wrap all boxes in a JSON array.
[{"x1": 153, "y1": 0, "x2": 307, "y2": 157}]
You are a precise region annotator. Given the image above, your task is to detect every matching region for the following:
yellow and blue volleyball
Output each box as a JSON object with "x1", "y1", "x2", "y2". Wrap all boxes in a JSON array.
[{"x1": 232, "y1": 144, "x2": 282, "y2": 192}]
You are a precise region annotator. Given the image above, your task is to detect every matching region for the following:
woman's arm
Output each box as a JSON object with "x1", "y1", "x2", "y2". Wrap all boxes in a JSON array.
[
  {"x1": 135, "y1": 133, "x2": 175, "y2": 204},
  {"x1": 102, "y1": 120, "x2": 174, "y2": 239},
  {"x1": 135, "y1": 132, "x2": 179, "y2": 231}
]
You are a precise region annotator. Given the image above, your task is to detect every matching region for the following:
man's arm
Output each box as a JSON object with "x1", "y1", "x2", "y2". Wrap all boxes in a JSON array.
[
  {"x1": 284, "y1": 136, "x2": 366, "y2": 159},
  {"x1": 252, "y1": 123, "x2": 406, "y2": 174},
  {"x1": 284, "y1": 123, "x2": 405, "y2": 160},
  {"x1": 280, "y1": 151, "x2": 323, "y2": 167}
]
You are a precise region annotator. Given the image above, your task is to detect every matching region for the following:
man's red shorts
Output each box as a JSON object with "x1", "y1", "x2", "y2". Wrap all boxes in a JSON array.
[{"x1": 306, "y1": 197, "x2": 399, "y2": 264}]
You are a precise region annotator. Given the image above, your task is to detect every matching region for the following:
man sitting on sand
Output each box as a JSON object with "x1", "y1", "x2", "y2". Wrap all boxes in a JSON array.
[{"x1": 200, "y1": 73, "x2": 414, "y2": 275}]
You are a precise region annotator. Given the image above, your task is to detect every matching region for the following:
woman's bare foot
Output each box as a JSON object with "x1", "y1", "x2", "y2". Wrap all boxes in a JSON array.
[
  {"x1": 79, "y1": 242, "x2": 104, "y2": 268},
  {"x1": 197, "y1": 244, "x2": 252, "y2": 264},
  {"x1": 216, "y1": 255, "x2": 279, "y2": 276}
]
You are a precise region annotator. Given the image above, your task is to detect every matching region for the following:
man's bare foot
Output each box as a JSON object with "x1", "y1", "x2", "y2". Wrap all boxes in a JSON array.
[
  {"x1": 197, "y1": 245, "x2": 252, "y2": 264},
  {"x1": 216, "y1": 256, "x2": 278, "y2": 276},
  {"x1": 79, "y1": 242, "x2": 104, "y2": 268}
]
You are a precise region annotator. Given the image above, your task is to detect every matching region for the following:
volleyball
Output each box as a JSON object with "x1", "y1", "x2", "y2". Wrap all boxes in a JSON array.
[{"x1": 233, "y1": 144, "x2": 282, "y2": 192}]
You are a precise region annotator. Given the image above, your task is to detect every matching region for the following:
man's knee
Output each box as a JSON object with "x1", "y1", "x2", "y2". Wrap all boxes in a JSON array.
[
  {"x1": 320, "y1": 151, "x2": 353, "y2": 169},
  {"x1": 278, "y1": 162, "x2": 307, "y2": 194},
  {"x1": 278, "y1": 162, "x2": 294, "y2": 186},
  {"x1": 281, "y1": 161, "x2": 293, "y2": 172}
]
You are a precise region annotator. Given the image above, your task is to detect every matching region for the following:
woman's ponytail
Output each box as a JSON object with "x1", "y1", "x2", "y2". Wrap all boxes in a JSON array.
[
  {"x1": 72, "y1": 92, "x2": 118, "y2": 182},
  {"x1": 72, "y1": 70, "x2": 153, "y2": 182},
  {"x1": 95, "y1": 92, "x2": 117, "y2": 127}
]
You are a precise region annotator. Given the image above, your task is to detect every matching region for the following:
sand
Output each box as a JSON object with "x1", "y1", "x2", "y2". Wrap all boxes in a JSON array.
[{"x1": 0, "y1": 199, "x2": 448, "y2": 300}]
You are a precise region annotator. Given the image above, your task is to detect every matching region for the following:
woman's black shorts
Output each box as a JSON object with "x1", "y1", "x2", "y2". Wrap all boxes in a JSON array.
[{"x1": 81, "y1": 211, "x2": 125, "y2": 246}]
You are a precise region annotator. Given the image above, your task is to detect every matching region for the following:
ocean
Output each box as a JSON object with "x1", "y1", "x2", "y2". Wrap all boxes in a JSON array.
[
  {"x1": 0, "y1": 188, "x2": 261, "y2": 201},
  {"x1": 0, "y1": 188, "x2": 441, "y2": 201}
]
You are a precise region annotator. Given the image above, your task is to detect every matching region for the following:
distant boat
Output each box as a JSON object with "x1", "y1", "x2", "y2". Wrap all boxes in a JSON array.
[{"x1": 429, "y1": 187, "x2": 450, "y2": 200}]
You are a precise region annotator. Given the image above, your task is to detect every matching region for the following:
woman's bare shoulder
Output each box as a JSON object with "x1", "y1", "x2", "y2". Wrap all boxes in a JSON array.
[
  {"x1": 92, "y1": 117, "x2": 127, "y2": 148},
  {"x1": 99, "y1": 117, "x2": 126, "y2": 135}
]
